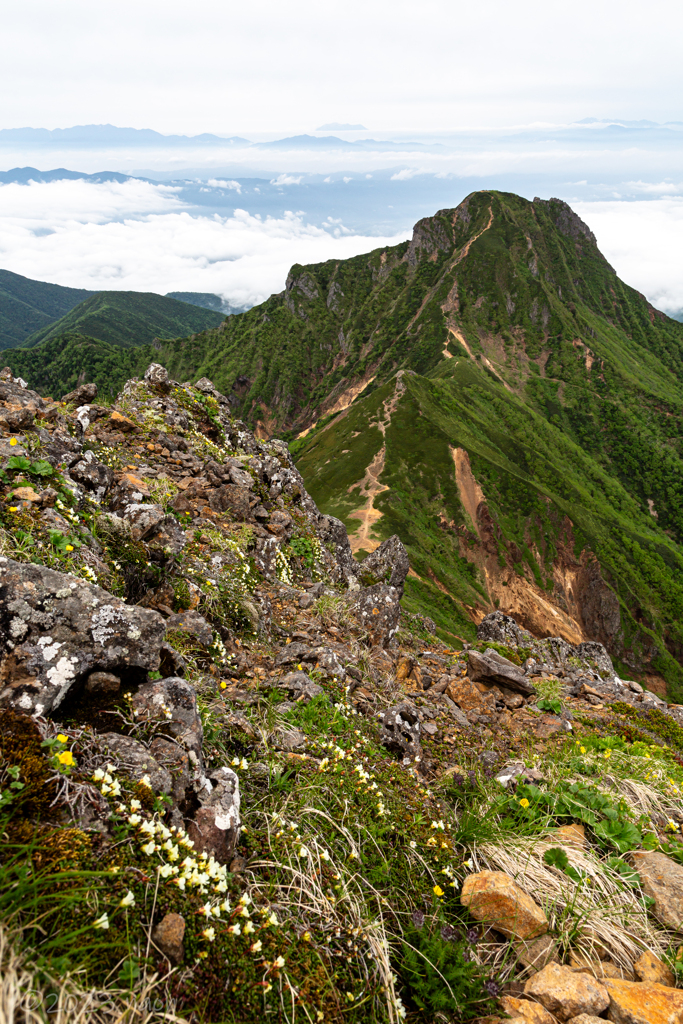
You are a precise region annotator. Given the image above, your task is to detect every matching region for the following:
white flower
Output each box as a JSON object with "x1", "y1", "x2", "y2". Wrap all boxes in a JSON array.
[
  {"x1": 93, "y1": 913, "x2": 110, "y2": 930},
  {"x1": 141, "y1": 840, "x2": 156, "y2": 855},
  {"x1": 130, "y1": 799, "x2": 141, "y2": 811},
  {"x1": 159, "y1": 864, "x2": 174, "y2": 878},
  {"x1": 274, "y1": 955, "x2": 285, "y2": 968},
  {"x1": 251, "y1": 939, "x2": 263, "y2": 952},
  {"x1": 92, "y1": 769, "x2": 105, "y2": 781},
  {"x1": 266, "y1": 912, "x2": 279, "y2": 926},
  {"x1": 203, "y1": 927, "x2": 216, "y2": 941},
  {"x1": 229, "y1": 923, "x2": 241, "y2": 935},
  {"x1": 298, "y1": 845, "x2": 310, "y2": 859},
  {"x1": 119, "y1": 890, "x2": 135, "y2": 907},
  {"x1": 128, "y1": 814, "x2": 142, "y2": 826},
  {"x1": 244, "y1": 921, "x2": 255, "y2": 934}
]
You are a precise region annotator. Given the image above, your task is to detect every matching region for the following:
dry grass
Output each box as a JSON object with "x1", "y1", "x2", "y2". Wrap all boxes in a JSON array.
[
  {"x1": 247, "y1": 807, "x2": 405, "y2": 1024},
  {"x1": 0, "y1": 926, "x2": 184, "y2": 1024},
  {"x1": 473, "y1": 836, "x2": 671, "y2": 972}
]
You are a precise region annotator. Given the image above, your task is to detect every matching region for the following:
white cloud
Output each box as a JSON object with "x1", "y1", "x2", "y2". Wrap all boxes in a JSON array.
[
  {"x1": 270, "y1": 174, "x2": 303, "y2": 186},
  {"x1": 574, "y1": 198, "x2": 683, "y2": 314},
  {"x1": 0, "y1": 178, "x2": 406, "y2": 308},
  {"x1": 206, "y1": 179, "x2": 242, "y2": 191}
]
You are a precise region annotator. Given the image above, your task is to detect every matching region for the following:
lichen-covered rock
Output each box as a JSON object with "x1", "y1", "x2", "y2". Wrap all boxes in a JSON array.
[
  {"x1": 187, "y1": 765, "x2": 241, "y2": 863},
  {"x1": 98, "y1": 732, "x2": 173, "y2": 796},
  {"x1": 131, "y1": 677, "x2": 203, "y2": 764},
  {"x1": 461, "y1": 871, "x2": 548, "y2": 940},
  {"x1": 603, "y1": 977, "x2": 683, "y2": 1024},
  {"x1": 62, "y1": 382, "x2": 98, "y2": 405},
  {"x1": 279, "y1": 671, "x2": 323, "y2": 702},
  {"x1": 380, "y1": 702, "x2": 421, "y2": 760},
  {"x1": 524, "y1": 963, "x2": 609, "y2": 1022},
  {"x1": 0, "y1": 557, "x2": 165, "y2": 715},
  {"x1": 353, "y1": 583, "x2": 401, "y2": 646},
  {"x1": 356, "y1": 535, "x2": 410, "y2": 595},
  {"x1": 629, "y1": 851, "x2": 683, "y2": 931}
]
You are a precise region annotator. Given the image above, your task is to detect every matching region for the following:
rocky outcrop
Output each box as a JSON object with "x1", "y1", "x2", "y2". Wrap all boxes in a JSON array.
[{"x1": 0, "y1": 557, "x2": 166, "y2": 715}]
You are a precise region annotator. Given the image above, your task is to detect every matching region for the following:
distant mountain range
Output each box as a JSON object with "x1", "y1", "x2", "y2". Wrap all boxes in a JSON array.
[{"x1": 0, "y1": 125, "x2": 248, "y2": 147}]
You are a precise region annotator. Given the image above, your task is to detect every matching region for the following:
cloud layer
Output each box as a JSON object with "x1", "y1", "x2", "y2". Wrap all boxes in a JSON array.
[
  {"x1": 1, "y1": 178, "x2": 682, "y2": 318},
  {"x1": 575, "y1": 198, "x2": 683, "y2": 315},
  {"x1": 0, "y1": 178, "x2": 407, "y2": 307}
]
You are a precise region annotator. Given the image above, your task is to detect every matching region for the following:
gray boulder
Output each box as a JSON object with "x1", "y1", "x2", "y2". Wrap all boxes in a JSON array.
[
  {"x1": 353, "y1": 583, "x2": 401, "y2": 647},
  {"x1": 0, "y1": 557, "x2": 165, "y2": 716},
  {"x1": 98, "y1": 732, "x2": 173, "y2": 796},
  {"x1": 279, "y1": 670, "x2": 323, "y2": 702},
  {"x1": 357, "y1": 535, "x2": 410, "y2": 596},
  {"x1": 131, "y1": 676, "x2": 203, "y2": 765},
  {"x1": 381, "y1": 702, "x2": 421, "y2": 761},
  {"x1": 468, "y1": 649, "x2": 536, "y2": 696}
]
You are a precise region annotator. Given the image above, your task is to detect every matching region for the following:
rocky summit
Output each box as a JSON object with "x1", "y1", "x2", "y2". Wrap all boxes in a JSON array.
[{"x1": 4, "y1": 197, "x2": 683, "y2": 1023}]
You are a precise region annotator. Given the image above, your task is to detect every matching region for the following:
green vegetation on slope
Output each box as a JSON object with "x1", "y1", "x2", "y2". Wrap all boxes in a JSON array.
[
  {"x1": 0, "y1": 269, "x2": 92, "y2": 350},
  {"x1": 3, "y1": 333, "x2": 154, "y2": 400},
  {"x1": 296, "y1": 361, "x2": 683, "y2": 697},
  {"x1": 23, "y1": 290, "x2": 224, "y2": 349}
]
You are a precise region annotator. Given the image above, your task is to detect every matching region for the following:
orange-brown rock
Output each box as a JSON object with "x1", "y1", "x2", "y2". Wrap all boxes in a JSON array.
[
  {"x1": 151, "y1": 912, "x2": 185, "y2": 963},
  {"x1": 446, "y1": 676, "x2": 487, "y2": 712},
  {"x1": 109, "y1": 410, "x2": 138, "y2": 432},
  {"x1": 556, "y1": 823, "x2": 586, "y2": 849},
  {"x1": 10, "y1": 486, "x2": 41, "y2": 502},
  {"x1": 460, "y1": 871, "x2": 548, "y2": 939},
  {"x1": 499, "y1": 995, "x2": 555, "y2": 1023},
  {"x1": 566, "y1": 1016, "x2": 610, "y2": 1024},
  {"x1": 629, "y1": 851, "x2": 683, "y2": 931},
  {"x1": 603, "y1": 977, "x2": 683, "y2": 1023},
  {"x1": 633, "y1": 950, "x2": 675, "y2": 987},
  {"x1": 524, "y1": 963, "x2": 609, "y2": 1021}
]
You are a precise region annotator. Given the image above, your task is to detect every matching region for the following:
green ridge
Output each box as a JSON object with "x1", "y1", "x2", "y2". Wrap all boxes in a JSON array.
[
  {"x1": 22, "y1": 290, "x2": 224, "y2": 350},
  {"x1": 0, "y1": 269, "x2": 92, "y2": 350}
]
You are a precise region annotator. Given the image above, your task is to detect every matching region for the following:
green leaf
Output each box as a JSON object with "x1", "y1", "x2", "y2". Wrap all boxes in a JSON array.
[
  {"x1": 29, "y1": 459, "x2": 54, "y2": 477},
  {"x1": 543, "y1": 846, "x2": 569, "y2": 871},
  {"x1": 6, "y1": 456, "x2": 31, "y2": 472}
]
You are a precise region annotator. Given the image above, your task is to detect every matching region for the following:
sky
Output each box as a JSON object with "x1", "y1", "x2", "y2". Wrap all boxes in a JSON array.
[
  {"x1": 3, "y1": 0, "x2": 683, "y2": 131},
  {"x1": 1, "y1": 0, "x2": 682, "y2": 315}
]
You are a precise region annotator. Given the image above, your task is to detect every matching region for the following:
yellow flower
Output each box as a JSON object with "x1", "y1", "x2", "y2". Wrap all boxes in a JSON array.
[
  {"x1": 57, "y1": 734, "x2": 68, "y2": 743},
  {"x1": 603, "y1": 749, "x2": 612, "y2": 758},
  {"x1": 580, "y1": 747, "x2": 586, "y2": 754},
  {"x1": 519, "y1": 798, "x2": 530, "y2": 809},
  {"x1": 65, "y1": 545, "x2": 74, "y2": 552},
  {"x1": 220, "y1": 681, "x2": 227, "y2": 689},
  {"x1": 10, "y1": 437, "x2": 17, "y2": 446},
  {"x1": 433, "y1": 884, "x2": 445, "y2": 897},
  {"x1": 57, "y1": 750, "x2": 74, "y2": 766},
  {"x1": 302, "y1": 931, "x2": 311, "y2": 942},
  {"x1": 8, "y1": 506, "x2": 18, "y2": 512}
]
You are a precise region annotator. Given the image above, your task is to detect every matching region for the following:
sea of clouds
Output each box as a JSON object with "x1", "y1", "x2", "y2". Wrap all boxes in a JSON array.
[
  {"x1": 0, "y1": 177, "x2": 407, "y2": 307},
  {"x1": 1, "y1": 156, "x2": 683, "y2": 317}
]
